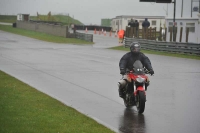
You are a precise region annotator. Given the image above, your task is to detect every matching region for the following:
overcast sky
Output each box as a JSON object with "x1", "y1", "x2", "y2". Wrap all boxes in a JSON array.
[{"x1": 0, "y1": 0, "x2": 199, "y2": 25}]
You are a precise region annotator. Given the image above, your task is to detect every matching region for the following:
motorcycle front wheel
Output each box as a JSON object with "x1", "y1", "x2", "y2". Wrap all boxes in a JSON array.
[{"x1": 136, "y1": 91, "x2": 146, "y2": 114}]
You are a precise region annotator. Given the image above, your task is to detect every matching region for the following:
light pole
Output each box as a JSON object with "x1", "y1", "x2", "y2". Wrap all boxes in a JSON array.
[{"x1": 181, "y1": 0, "x2": 183, "y2": 17}]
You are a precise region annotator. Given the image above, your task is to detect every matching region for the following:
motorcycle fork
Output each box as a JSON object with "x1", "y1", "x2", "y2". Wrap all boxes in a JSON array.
[{"x1": 134, "y1": 82, "x2": 146, "y2": 102}]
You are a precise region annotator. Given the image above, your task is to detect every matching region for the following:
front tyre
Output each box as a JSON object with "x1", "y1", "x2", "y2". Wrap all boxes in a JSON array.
[{"x1": 136, "y1": 91, "x2": 146, "y2": 114}]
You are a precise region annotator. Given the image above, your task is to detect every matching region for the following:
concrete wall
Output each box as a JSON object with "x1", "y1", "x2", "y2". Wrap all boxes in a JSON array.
[{"x1": 16, "y1": 21, "x2": 68, "y2": 38}]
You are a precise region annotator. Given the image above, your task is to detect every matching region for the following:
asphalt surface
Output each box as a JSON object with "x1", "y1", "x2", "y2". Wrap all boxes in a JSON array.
[{"x1": 0, "y1": 30, "x2": 200, "y2": 133}]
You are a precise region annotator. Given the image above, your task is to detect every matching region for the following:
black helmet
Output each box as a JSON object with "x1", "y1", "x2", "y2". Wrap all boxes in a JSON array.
[{"x1": 130, "y1": 42, "x2": 141, "y2": 54}]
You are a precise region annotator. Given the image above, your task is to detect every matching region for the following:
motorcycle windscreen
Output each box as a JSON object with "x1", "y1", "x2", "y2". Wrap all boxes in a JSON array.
[{"x1": 132, "y1": 60, "x2": 145, "y2": 75}]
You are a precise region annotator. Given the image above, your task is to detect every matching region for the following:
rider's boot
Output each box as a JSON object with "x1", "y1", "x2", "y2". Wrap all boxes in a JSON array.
[{"x1": 146, "y1": 77, "x2": 150, "y2": 87}]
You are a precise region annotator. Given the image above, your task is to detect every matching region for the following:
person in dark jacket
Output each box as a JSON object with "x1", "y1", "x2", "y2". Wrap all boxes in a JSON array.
[
  {"x1": 142, "y1": 18, "x2": 150, "y2": 28},
  {"x1": 118, "y1": 42, "x2": 154, "y2": 98},
  {"x1": 128, "y1": 19, "x2": 135, "y2": 28},
  {"x1": 135, "y1": 20, "x2": 139, "y2": 37}
]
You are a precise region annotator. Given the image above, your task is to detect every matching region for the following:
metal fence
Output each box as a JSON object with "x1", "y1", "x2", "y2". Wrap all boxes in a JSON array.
[
  {"x1": 75, "y1": 32, "x2": 93, "y2": 42},
  {"x1": 123, "y1": 37, "x2": 200, "y2": 55}
]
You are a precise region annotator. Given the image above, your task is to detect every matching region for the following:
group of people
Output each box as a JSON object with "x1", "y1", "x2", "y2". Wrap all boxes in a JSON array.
[
  {"x1": 128, "y1": 18, "x2": 150, "y2": 29},
  {"x1": 117, "y1": 18, "x2": 150, "y2": 43},
  {"x1": 128, "y1": 18, "x2": 150, "y2": 37}
]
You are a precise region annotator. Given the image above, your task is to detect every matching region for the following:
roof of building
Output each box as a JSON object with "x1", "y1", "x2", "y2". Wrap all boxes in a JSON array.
[
  {"x1": 114, "y1": 15, "x2": 165, "y2": 19},
  {"x1": 165, "y1": 17, "x2": 198, "y2": 20}
]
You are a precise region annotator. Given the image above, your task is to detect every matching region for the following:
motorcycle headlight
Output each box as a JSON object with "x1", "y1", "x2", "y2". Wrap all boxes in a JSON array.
[{"x1": 136, "y1": 76, "x2": 145, "y2": 83}]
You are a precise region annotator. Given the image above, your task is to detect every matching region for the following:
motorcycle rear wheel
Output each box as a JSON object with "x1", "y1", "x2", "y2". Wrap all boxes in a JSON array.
[
  {"x1": 123, "y1": 94, "x2": 134, "y2": 108},
  {"x1": 136, "y1": 91, "x2": 146, "y2": 114}
]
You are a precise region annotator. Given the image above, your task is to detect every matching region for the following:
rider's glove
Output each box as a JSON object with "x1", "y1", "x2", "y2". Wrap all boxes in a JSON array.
[
  {"x1": 120, "y1": 68, "x2": 126, "y2": 75},
  {"x1": 149, "y1": 69, "x2": 154, "y2": 75}
]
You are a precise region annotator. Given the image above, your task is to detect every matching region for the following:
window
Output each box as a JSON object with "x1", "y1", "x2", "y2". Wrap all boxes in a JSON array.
[
  {"x1": 168, "y1": 22, "x2": 173, "y2": 32},
  {"x1": 139, "y1": 20, "x2": 144, "y2": 24},
  {"x1": 168, "y1": 22, "x2": 173, "y2": 26},
  {"x1": 116, "y1": 20, "x2": 119, "y2": 25},
  {"x1": 186, "y1": 23, "x2": 195, "y2": 32},
  {"x1": 152, "y1": 20, "x2": 156, "y2": 26}
]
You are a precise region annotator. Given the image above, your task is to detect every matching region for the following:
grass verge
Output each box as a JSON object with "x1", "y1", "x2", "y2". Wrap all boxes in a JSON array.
[
  {"x1": 109, "y1": 46, "x2": 200, "y2": 60},
  {"x1": 0, "y1": 15, "x2": 17, "y2": 23},
  {"x1": 0, "y1": 70, "x2": 115, "y2": 133},
  {"x1": 0, "y1": 25, "x2": 93, "y2": 44}
]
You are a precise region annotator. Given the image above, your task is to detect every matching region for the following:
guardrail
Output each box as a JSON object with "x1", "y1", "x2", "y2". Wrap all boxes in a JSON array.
[
  {"x1": 123, "y1": 37, "x2": 200, "y2": 55},
  {"x1": 75, "y1": 32, "x2": 93, "y2": 42}
]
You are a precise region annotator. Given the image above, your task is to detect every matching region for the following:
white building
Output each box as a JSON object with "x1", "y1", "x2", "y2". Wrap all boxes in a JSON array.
[
  {"x1": 17, "y1": 14, "x2": 30, "y2": 21},
  {"x1": 111, "y1": 15, "x2": 166, "y2": 32},
  {"x1": 165, "y1": 17, "x2": 199, "y2": 43}
]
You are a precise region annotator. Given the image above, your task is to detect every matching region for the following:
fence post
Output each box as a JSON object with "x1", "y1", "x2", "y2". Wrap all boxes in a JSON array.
[
  {"x1": 174, "y1": 27, "x2": 177, "y2": 42},
  {"x1": 154, "y1": 27, "x2": 157, "y2": 41},
  {"x1": 186, "y1": 27, "x2": 189, "y2": 42},
  {"x1": 149, "y1": 27, "x2": 152, "y2": 40},
  {"x1": 146, "y1": 27, "x2": 148, "y2": 39},
  {"x1": 133, "y1": 27, "x2": 137, "y2": 37},
  {"x1": 170, "y1": 27, "x2": 172, "y2": 42},
  {"x1": 137, "y1": 28, "x2": 139, "y2": 38},
  {"x1": 142, "y1": 27, "x2": 144, "y2": 39},
  {"x1": 160, "y1": 27, "x2": 162, "y2": 41},
  {"x1": 164, "y1": 28, "x2": 167, "y2": 41},
  {"x1": 130, "y1": 27, "x2": 134, "y2": 38},
  {"x1": 126, "y1": 26, "x2": 129, "y2": 37},
  {"x1": 179, "y1": 27, "x2": 183, "y2": 42}
]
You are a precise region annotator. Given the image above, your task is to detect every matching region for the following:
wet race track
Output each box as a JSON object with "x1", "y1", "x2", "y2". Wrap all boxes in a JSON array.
[{"x1": 0, "y1": 30, "x2": 200, "y2": 133}]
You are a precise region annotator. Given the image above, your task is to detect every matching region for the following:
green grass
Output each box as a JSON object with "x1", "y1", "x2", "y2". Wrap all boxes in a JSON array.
[
  {"x1": 109, "y1": 46, "x2": 200, "y2": 60},
  {"x1": 30, "y1": 15, "x2": 83, "y2": 25},
  {"x1": 0, "y1": 25, "x2": 93, "y2": 44},
  {"x1": 0, "y1": 15, "x2": 82, "y2": 25},
  {"x1": 0, "y1": 15, "x2": 17, "y2": 23},
  {"x1": 0, "y1": 70, "x2": 115, "y2": 133}
]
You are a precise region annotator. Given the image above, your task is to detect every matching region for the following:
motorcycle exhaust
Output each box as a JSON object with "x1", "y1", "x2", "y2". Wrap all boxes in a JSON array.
[{"x1": 118, "y1": 79, "x2": 127, "y2": 89}]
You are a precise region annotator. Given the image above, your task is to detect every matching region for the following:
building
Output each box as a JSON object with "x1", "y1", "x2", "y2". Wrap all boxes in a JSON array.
[
  {"x1": 165, "y1": 17, "x2": 199, "y2": 43},
  {"x1": 111, "y1": 15, "x2": 165, "y2": 32},
  {"x1": 17, "y1": 14, "x2": 30, "y2": 21}
]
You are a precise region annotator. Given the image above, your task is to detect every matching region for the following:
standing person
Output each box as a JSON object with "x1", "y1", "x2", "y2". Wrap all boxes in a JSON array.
[
  {"x1": 142, "y1": 18, "x2": 150, "y2": 38},
  {"x1": 128, "y1": 19, "x2": 135, "y2": 38},
  {"x1": 142, "y1": 18, "x2": 150, "y2": 28},
  {"x1": 128, "y1": 19, "x2": 135, "y2": 28},
  {"x1": 135, "y1": 20, "x2": 139, "y2": 37},
  {"x1": 142, "y1": 18, "x2": 150, "y2": 32},
  {"x1": 118, "y1": 29, "x2": 125, "y2": 43}
]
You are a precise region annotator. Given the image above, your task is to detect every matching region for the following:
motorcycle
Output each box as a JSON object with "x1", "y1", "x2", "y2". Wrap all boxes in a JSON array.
[{"x1": 118, "y1": 60, "x2": 151, "y2": 114}]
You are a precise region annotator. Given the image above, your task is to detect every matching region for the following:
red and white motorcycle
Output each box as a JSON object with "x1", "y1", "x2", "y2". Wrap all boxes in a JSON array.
[{"x1": 118, "y1": 60, "x2": 151, "y2": 114}]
